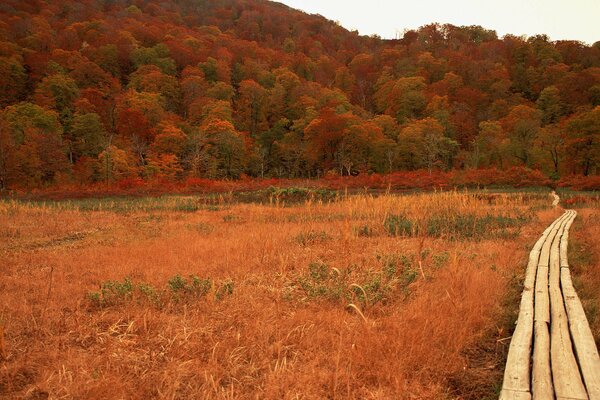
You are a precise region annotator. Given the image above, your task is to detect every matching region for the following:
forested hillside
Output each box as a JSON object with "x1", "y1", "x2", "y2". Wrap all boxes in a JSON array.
[{"x1": 0, "y1": 0, "x2": 599, "y2": 190}]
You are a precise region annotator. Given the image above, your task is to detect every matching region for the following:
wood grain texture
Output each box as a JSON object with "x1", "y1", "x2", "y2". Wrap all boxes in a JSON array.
[{"x1": 501, "y1": 209, "x2": 599, "y2": 400}]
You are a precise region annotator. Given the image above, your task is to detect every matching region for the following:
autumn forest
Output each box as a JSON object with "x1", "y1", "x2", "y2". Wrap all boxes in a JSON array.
[{"x1": 1, "y1": 0, "x2": 599, "y2": 192}]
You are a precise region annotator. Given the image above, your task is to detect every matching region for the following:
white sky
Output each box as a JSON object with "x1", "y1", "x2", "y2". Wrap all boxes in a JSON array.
[{"x1": 276, "y1": 0, "x2": 600, "y2": 45}]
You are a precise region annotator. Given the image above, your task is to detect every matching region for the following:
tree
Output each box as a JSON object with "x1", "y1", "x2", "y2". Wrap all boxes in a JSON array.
[
  {"x1": 564, "y1": 107, "x2": 600, "y2": 175},
  {"x1": 335, "y1": 121, "x2": 391, "y2": 174},
  {"x1": 128, "y1": 65, "x2": 182, "y2": 113},
  {"x1": 0, "y1": 56, "x2": 27, "y2": 108},
  {"x1": 398, "y1": 118, "x2": 458, "y2": 173},
  {"x1": 202, "y1": 119, "x2": 246, "y2": 178},
  {"x1": 536, "y1": 86, "x2": 563, "y2": 125},
  {"x1": 181, "y1": 68, "x2": 208, "y2": 110},
  {"x1": 70, "y1": 60, "x2": 115, "y2": 91},
  {"x1": 1, "y1": 0, "x2": 600, "y2": 189},
  {"x1": 235, "y1": 80, "x2": 268, "y2": 137},
  {"x1": 150, "y1": 123, "x2": 187, "y2": 156},
  {"x1": 472, "y1": 121, "x2": 506, "y2": 168},
  {"x1": 131, "y1": 43, "x2": 177, "y2": 75},
  {"x1": 206, "y1": 82, "x2": 235, "y2": 102},
  {"x1": 34, "y1": 74, "x2": 79, "y2": 113},
  {"x1": 70, "y1": 112, "x2": 107, "y2": 160},
  {"x1": 146, "y1": 154, "x2": 183, "y2": 180},
  {"x1": 374, "y1": 77, "x2": 427, "y2": 124},
  {"x1": 115, "y1": 108, "x2": 153, "y2": 166},
  {"x1": 501, "y1": 105, "x2": 542, "y2": 166},
  {"x1": 1, "y1": 103, "x2": 68, "y2": 186},
  {"x1": 199, "y1": 57, "x2": 231, "y2": 83},
  {"x1": 304, "y1": 108, "x2": 354, "y2": 171},
  {"x1": 97, "y1": 145, "x2": 137, "y2": 182},
  {"x1": 535, "y1": 124, "x2": 565, "y2": 174}
]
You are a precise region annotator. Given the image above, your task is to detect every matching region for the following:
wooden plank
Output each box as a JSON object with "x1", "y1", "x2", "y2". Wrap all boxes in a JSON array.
[
  {"x1": 531, "y1": 212, "x2": 574, "y2": 399},
  {"x1": 560, "y1": 210, "x2": 576, "y2": 268},
  {"x1": 551, "y1": 190, "x2": 560, "y2": 206},
  {"x1": 537, "y1": 212, "x2": 564, "y2": 268},
  {"x1": 501, "y1": 212, "x2": 568, "y2": 396},
  {"x1": 532, "y1": 319, "x2": 553, "y2": 399},
  {"x1": 501, "y1": 209, "x2": 600, "y2": 400},
  {"x1": 500, "y1": 389, "x2": 532, "y2": 400},
  {"x1": 535, "y1": 265, "x2": 551, "y2": 324},
  {"x1": 535, "y1": 212, "x2": 567, "y2": 323},
  {"x1": 501, "y1": 215, "x2": 560, "y2": 393},
  {"x1": 502, "y1": 289, "x2": 535, "y2": 393},
  {"x1": 561, "y1": 259, "x2": 600, "y2": 398},
  {"x1": 549, "y1": 213, "x2": 588, "y2": 400}
]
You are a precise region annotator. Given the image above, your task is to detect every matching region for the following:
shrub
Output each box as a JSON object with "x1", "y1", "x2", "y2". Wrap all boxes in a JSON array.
[
  {"x1": 87, "y1": 278, "x2": 135, "y2": 307},
  {"x1": 384, "y1": 214, "x2": 413, "y2": 236},
  {"x1": 384, "y1": 212, "x2": 527, "y2": 240},
  {"x1": 168, "y1": 274, "x2": 212, "y2": 299},
  {"x1": 292, "y1": 256, "x2": 420, "y2": 307},
  {"x1": 294, "y1": 230, "x2": 331, "y2": 246},
  {"x1": 88, "y1": 275, "x2": 220, "y2": 309}
]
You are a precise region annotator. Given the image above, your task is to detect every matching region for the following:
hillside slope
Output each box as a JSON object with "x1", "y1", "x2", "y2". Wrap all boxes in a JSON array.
[{"x1": 0, "y1": 0, "x2": 598, "y2": 189}]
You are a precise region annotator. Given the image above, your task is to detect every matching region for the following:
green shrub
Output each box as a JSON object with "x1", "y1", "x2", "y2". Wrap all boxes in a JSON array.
[
  {"x1": 294, "y1": 230, "x2": 331, "y2": 246},
  {"x1": 292, "y1": 256, "x2": 420, "y2": 307},
  {"x1": 87, "y1": 277, "x2": 134, "y2": 307},
  {"x1": 168, "y1": 274, "x2": 213, "y2": 299},
  {"x1": 384, "y1": 214, "x2": 413, "y2": 236},
  {"x1": 88, "y1": 275, "x2": 218, "y2": 309},
  {"x1": 215, "y1": 279, "x2": 234, "y2": 300},
  {"x1": 385, "y1": 212, "x2": 528, "y2": 240}
]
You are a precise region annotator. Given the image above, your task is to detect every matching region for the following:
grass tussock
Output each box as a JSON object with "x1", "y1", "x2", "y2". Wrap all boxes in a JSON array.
[{"x1": 0, "y1": 190, "x2": 594, "y2": 399}]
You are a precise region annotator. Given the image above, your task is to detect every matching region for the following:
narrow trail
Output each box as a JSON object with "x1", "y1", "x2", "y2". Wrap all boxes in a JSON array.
[
  {"x1": 551, "y1": 191, "x2": 560, "y2": 207},
  {"x1": 500, "y1": 198, "x2": 600, "y2": 399}
]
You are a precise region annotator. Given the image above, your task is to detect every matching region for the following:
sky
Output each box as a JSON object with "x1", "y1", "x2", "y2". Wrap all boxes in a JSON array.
[{"x1": 276, "y1": 0, "x2": 600, "y2": 45}]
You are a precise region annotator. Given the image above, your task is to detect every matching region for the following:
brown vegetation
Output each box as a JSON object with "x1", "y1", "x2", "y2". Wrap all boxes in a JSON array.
[{"x1": 0, "y1": 191, "x2": 598, "y2": 399}]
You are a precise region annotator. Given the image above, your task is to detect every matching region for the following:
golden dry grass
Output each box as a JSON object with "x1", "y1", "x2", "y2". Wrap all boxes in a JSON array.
[{"x1": 0, "y1": 190, "x2": 594, "y2": 399}]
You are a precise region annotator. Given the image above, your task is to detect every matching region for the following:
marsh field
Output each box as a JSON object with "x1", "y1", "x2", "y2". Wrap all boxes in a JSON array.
[{"x1": 1, "y1": 190, "x2": 599, "y2": 399}]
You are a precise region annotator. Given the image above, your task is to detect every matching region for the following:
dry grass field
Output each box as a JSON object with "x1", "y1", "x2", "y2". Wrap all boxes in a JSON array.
[{"x1": 1, "y1": 190, "x2": 598, "y2": 399}]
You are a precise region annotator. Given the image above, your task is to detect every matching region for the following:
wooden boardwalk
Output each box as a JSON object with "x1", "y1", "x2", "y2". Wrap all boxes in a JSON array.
[{"x1": 500, "y1": 210, "x2": 600, "y2": 400}]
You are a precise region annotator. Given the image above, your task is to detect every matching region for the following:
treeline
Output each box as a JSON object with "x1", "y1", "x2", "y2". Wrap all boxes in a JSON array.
[{"x1": 0, "y1": 0, "x2": 599, "y2": 190}]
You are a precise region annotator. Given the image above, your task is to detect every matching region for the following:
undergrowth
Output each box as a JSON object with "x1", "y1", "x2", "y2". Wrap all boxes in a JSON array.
[
  {"x1": 87, "y1": 275, "x2": 234, "y2": 309},
  {"x1": 384, "y1": 212, "x2": 529, "y2": 240},
  {"x1": 287, "y1": 253, "x2": 430, "y2": 307}
]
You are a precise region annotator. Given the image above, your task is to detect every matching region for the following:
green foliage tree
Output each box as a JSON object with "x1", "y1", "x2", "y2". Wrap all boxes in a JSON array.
[
  {"x1": 502, "y1": 105, "x2": 542, "y2": 166},
  {"x1": 1, "y1": 103, "x2": 68, "y2": 186},
  {"x1": 398, "y1": 118, "x2": 458, "y2": 173},
  {"x1": 131, "y1": 44, "x2": 177, "y2": 75},
  {"x1": 70, "y1": 113, "x2": 107, "y2": 160},
  {"x1": 536, "y1": 86, "x2": 563, "y2": 125},
  {"x1": 374, "y1": 76, "x2": 427, "y2": 124},
  {"x1": 202, "y1": 119, "x2": 246, "y2": 178},
  {"x1": 0, "y1": 56, "x2": 27, "y2": 108}
]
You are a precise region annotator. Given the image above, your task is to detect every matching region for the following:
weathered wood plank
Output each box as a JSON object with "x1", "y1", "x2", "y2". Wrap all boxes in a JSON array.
[
  {"x1": 549, "y1": 213, "x2": 588, "y2": 400},
  {"x1": 531, "y1": 213, "x2": 569, "y2": 399},
  {"x1": 500, "y1": 389, "x2": 532, "y2": 400},
  {"x1": 560, "y1": 210, "x2": 576, "y2": 268},
  {"x1": 532, "y1": 319, "x2": 553, "y2": 399},
  {"x1": 559, "y1": 212, "x2": 600, "y2": 400},
  {"x1": 501, "y1": 212, "x2": 568, "y2": 396},
  {"x1": 501, "y1": 209, "x2": 600, "y2": 400},
  {"x1": 551, "y1": 190, "x2": 560, "y2": 207},
  {"x1": 501, "y1": 289, "x2": 535, "y2": 394},
  {"x1": 532, "y1": 211, "x2": 575, "y2": 399}
]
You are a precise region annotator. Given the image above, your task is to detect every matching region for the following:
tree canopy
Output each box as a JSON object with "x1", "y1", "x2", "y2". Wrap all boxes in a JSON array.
[{"x1": 0, "y1": 0, "x2": 599, "y2": 189}]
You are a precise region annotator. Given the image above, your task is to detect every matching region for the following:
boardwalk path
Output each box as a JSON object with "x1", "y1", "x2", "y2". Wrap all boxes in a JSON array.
[{"x1": 500, "y1": 209, "x2": 600, "y2": 399}]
